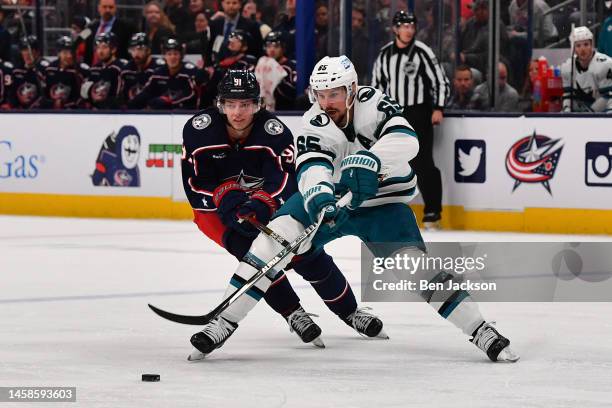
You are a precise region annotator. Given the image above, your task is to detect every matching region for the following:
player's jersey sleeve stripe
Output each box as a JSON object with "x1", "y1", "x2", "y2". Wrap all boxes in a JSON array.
[
  {"x1": 297, "y1": 159, "x2": 334, "y2": 180},
  {"x1": 269, "y1": 172, "x2": 289, "y2": 197},
  {"x1": 379, "y1": 170, "x2": 415, "y2": 188},
  {"x1": 373, "y1": 112, "x2": 405, "y2": 140},
  {"x1": 380, "y1": 125, "x2": 417, "y2": 138}
]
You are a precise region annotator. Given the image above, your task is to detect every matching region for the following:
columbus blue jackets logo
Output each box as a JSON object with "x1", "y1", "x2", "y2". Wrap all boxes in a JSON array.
[
  {"x1": 91, "y1": 80, "x2": 111, "y2": 102},
  {"x1": 505, "y1": 131, "x2": 563, "y2": 194},
  {"x1": 224, "y1": 170, "x2": 264, "y2": 191},
  {"x1": 192, "y1": 114, "x2": 211, "y2": 130},
  {"x1": 92, "y1": 125, "x2": 141, "y2": 187},
  {"x1": 264, "y1": 119, "x2": 284, "y2": 135},
  {"x1": 17, "y1": 82, "x2": 38, "y2": 106},
  {"x1": 49, "y1": 83, "x2": 70, "y2": 101}
]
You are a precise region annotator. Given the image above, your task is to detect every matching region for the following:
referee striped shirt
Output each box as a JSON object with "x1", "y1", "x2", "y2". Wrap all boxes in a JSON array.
[{"x1": 372, "y1": 40, "x2": 450, "y2": 109}]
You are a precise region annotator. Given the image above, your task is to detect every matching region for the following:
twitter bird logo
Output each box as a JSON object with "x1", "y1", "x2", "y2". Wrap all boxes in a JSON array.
[{"x1": 455, "y1": 140, "x2": 486, "y2": 183}]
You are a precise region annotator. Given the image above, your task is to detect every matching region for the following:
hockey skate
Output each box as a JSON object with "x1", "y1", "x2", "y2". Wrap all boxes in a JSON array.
[
  {"x1": 470, "y1": 321, "x2": 520, "y2": 363},
  {"x1": 187, "y1": 316, "x2": 238, "y2": 361},
  {"x1": 343, "y1": 307, "x2": 389, "y2": 339},
  {"x1": 286, "y1": 306, "x2": 325, "y2": 348},
  {"x1": 422, "y1": 212, "x2": 441, "y2": 231}
]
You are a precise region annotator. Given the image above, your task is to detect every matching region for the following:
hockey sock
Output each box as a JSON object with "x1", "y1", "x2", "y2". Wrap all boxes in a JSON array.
[
  {"x1": 263, "y1": 272, "x2": 301, "y2": 317},
  {"x1": 220, "y1": 260, "x2": 274, "y2": 323},
  {"x1": 422, "y1": 271, "x2": 485, "y2": 336},
  {"x1": 293, "y1": 250, "x2": 357, "y2": 319}
]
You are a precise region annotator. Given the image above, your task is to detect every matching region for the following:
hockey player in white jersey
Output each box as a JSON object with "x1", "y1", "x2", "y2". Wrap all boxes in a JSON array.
[
  {"x1": 191, "y1": 55, "x2": 519, "y2": 362},
  {"x1": 561, "y1": 26, "x2": 612, "y2": 113}
]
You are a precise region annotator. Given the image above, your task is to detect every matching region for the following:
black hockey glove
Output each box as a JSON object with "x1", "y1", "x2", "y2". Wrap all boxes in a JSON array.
[{"x1": 213, "y1": 181, "x2": 249, "y2": 230}]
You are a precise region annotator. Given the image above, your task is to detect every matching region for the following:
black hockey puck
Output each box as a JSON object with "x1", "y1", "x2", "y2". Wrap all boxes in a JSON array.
[{"x1": 142, "y1": 374, "x2": 160, "y2": 382}]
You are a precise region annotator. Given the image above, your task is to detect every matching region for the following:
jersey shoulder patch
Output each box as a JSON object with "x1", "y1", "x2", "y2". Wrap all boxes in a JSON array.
[
  {"x1": 264, "y1": 118, "x2": 284, "y2": 135},
  {"x1": 357, "y1": 86, "x2": 376, "y2": 102},
  {"x1": 309, "y1": 113, "x2": 331, "y2": 127},
  {"x1": 192, "y1": 113, "x2": 212, "y2": 130}
]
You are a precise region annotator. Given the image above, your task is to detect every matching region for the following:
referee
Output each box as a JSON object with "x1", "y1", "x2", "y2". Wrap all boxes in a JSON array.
[{"x1": 371, "y1": 10, "x2": 450, "y2": 230}]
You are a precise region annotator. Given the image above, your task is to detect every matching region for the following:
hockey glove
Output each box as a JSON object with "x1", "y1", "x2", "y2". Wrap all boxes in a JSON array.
[
  {"x1": 337, "y1": 150, "x2": 381, "y2": 209},
  {"x1": 303, "y1": 182, "x2": 348, "y2": 233},
  {"x1": 213, "y1": 181, "x2": 250, "y2": 233},
  {"x1": 236, "y1": 190, "x2": 278, "y2": 228}
]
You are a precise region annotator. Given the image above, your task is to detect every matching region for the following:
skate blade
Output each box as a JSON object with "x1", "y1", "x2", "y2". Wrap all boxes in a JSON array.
[
  {"x1": 187, "y1": 349, "x2": 208, "y2": 361},
  {"x1": 497, "y1": 347, "x2": 520, "y2": 363},
  {"x1": 376, "y1": 328, "x2": 390, "y2": 340},
  {"x1": 311, "y1": 336, "x2": 325, "y2": 348}
]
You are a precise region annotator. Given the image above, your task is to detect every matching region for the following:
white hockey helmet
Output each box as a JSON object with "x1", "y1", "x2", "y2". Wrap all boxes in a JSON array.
[
  {"x1": 309, "y1": 55, "x2": 358, "y2": 103},
  {"x1": 569, "y1": 26, "x2": 593, "y2": 47}
]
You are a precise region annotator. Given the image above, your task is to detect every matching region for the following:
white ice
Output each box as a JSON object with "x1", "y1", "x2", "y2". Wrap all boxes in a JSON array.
[{"x1": 1, "y1": 216, "x2": 612, "y2": 408}]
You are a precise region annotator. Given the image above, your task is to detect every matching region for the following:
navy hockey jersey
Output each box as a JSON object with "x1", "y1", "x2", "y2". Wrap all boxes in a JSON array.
[
  {"x1": 81, "y1": 58, "x2": 127, "y2": 109},
  {"x1": 128, "y1": 62, "x2": 205, "y2": 110},
  {"x1": 8, "y1": 59, "x2": 49, "y2": 109},
  {"x1": 42, "y1": 60, "x2": 89, "y2": 109},
  {"x1": 120, "y1": 57, "x2": 165, "y2": 103},
  {"x1": 182, "y1": 108, "x2": 296, "y2": 212},
  {"x1": 0, "y1": 59, "x2": 13, "y2": 106}
]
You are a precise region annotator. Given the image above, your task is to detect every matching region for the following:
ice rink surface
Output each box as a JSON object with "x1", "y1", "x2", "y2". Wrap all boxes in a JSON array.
[{"x1": 2, "y1": 215, "x2": 612, "y2": 408}]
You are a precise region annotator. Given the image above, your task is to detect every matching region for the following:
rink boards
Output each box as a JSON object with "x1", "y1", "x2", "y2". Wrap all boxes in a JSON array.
[{"x1": 0, "y1": 112, "x2": 610, "y2": 234}]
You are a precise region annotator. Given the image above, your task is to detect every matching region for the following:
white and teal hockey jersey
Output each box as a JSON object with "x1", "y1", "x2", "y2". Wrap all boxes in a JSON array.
[
  {"x1": 296, "y1": 86, "x2": 420, "y2": 207},
  {"x1": 561, "y1": 51, "x2": 612, "y2": 112}
]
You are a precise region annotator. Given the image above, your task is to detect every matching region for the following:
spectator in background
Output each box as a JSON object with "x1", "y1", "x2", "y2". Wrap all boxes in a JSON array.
[
  {"x1": 85, "y1": 0, "x2": 135, "y2": 65},
  {"x1": 598, "y1": 2, "x2": 612, "y2": 57},
  {"x1": 472, "y1": 61, "x2": 520, "y2": 111},
  {"x1": 143, "y1": 1, "x2": 175, "y2": 54},
  {"x1": 273, "y1": 0, "x2": 296, "y2": 59},
  {"x1": 0, "y1": 5, "x2": 11, "y2": 61},
  {"x1": 314, "y1": 2, "x2": 329, "y2": 60},
  {"x1": 242, "y1": 0, "x2": 271, "y2": 40},
  {"x1": 184, "y1": 11, "x2": 211, "y2": 61},
  {"x1": 207, "y1": 0, "x2": 263, "y2": 65},
  {"x1": 255, "y1": 30, "x2": 296, "y2": 111},
  {"x1": 458, "y1": 0, "x2": 508, "y2": 79},
  {"x1": 518, "y1": 59, "x2": 538, "y2": 112},
  {"x1": 351, "y1": 8, "x2": 369, "y2": 83},
  {"x1": 446, "y1": 64, "x2": 478, "y2": 110},
  {"x1": 164, "y1": 0, "x2": 192, "y2": 41},
  {"x1": 8, "y1": 35, "x2": 48, "y2": 109}
]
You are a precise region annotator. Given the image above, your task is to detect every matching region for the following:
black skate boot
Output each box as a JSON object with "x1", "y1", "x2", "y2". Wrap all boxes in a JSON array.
[
  {"x1": 188, "y1": 316, "x2": 238, "y2": 361},
  {"x1": 286, "y1": 306, "x2": 325, "y2": 348},
  {"x1": 343, "y1": 307, "x2": 389, "y2": 339},
  {"x1": 470, "y1": 321, "x2": 520, "y2": 362}
]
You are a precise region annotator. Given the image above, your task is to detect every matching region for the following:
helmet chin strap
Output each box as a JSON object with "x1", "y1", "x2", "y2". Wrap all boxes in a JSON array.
[{"x1": 339, "y1": 84, "x2": 356, "y2": 130}]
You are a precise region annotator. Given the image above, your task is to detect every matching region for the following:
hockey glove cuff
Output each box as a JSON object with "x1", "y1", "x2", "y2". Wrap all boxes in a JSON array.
[
  {"x1": 303, "y1": 182, "x2": 348, "y2": 232},
  {"x1": 213, "y1": 181, "x2": 249, "y2": 228},
  {"x1": 236, "y1": 190, "x2": 278, "y2": 226},
  {"x1": 337, "y1": 150, "x2": 381, "y2": 209}
]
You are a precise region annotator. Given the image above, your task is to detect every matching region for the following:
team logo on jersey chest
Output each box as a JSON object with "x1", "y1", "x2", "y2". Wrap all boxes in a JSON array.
[
  {"x1": 192, "y1": 114, "x2": 211, "y2": 130},
  {"x1": 264, "y1": 119, "x2": 284, "y2": 135}
]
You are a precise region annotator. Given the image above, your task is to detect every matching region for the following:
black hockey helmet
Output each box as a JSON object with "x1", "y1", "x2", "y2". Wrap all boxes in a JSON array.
[
  {"x1": 264, "y1": 30, "x2": 286, "y2": 48},
  {"x1": 393, "y1": 10, "x2": 417, "y2": 26},
  {"x1": 228, "y1": 29, "x2": 251, "y2": 47},
  {"x1": 129, "y1": 32, "x2": 150, "y2": 48},
  {"x1": 162, "y1": 37, "x2": 183, "y2": 54},
  {"x1": 19, "y1": 35, "x2": 39, "y2": 50},
  {"x1": 56, "y1": 36, "x2": 74, "y2": 51},
  {"x1": 95, "y1": 31, "x2": 118, "y2": 47},
  {"x1": 217, "y1": 70, "x2": 260, "y2": 100}
]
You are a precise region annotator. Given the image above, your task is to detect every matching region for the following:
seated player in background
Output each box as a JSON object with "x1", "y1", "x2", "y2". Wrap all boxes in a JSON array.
[
  {"x1": 128, "y1": 37, "x2": 205, "y2": 110},
  {"x1": 6, "y1": 36, "x2": 48, "y2": 110},
  {"x1": 182, "y1": 70, "x2": 387, "y2": 360},
  {"x1": 120, "y1": 32, "x2": 165, "y2": 107},
  {"x1": 80, "y1": 32, "x2": 126, "y2": 110},
  {"x1": 191, "y1": 57, "x2": 519, "y2": 363},
  {"x1": 255, "y1": 30, "x2": 296, "y2": 111},
  {"x1": 41, "y1": 36, "x2": 90, "y2": 109},
  {"x1": 561, "y1": 26, "x2": 612, "y2": 113}
]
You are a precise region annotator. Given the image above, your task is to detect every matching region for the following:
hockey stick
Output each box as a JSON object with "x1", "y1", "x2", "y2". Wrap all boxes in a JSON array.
[{"x1": 148, "y1": 192, "x2": 352, "y2": 325}]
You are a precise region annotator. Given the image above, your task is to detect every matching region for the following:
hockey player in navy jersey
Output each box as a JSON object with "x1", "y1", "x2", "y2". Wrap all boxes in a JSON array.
[
  {"x1": 6, "y1": 36, "x2": 48, "y2": 109},
  {"x1": 128, "y1": 38, "x2": 205, "y2": 110},
  {"x1": 192, "y1": 57, "x2": 520, "y2": 363},
  {"x1": 183, "y1": 70, "x2": 386, "y2": 360},
  {"x1": 120, "y1": 33, "x2": 165, "y2": 105},
  {"x1": 0, "y1": 56, "x2": 13, "y2": 109},
  {"x1": 80, "y1": 32, "x2": 126, "y2": 109},
  {"x1": 41, "y1": 36, "x2": 89, "y2": 109},
  {"x1": 262, "y1": 30, "x2": 297, "y2": 111}
]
